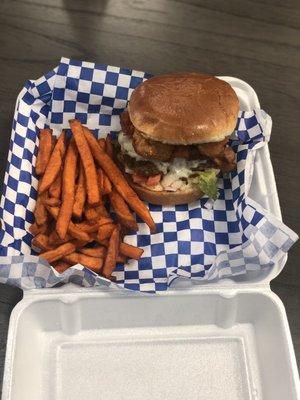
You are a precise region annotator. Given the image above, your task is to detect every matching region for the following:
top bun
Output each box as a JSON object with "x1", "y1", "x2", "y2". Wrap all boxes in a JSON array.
[{"x1": 128, "y1": 73, "x2": 239, "y2": 145}]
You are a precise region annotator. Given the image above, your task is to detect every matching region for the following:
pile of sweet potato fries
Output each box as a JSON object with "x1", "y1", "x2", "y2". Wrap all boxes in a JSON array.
[{"x1": 30, "y1": 119, "x2": 155, "y2": 279}]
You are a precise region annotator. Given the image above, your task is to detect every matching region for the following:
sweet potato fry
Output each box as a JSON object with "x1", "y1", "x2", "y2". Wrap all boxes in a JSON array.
[
  {"x1": 89, "y1": 232, "x2": 98, "y2": 242},
  {"x1": 34, "y1": 192, "x2": 48, "y2": 225},
  {"x1": 48, "y1": 232, "x2": 88, "y2": 248},
  {"x1": 74, "y1": 239, "x2": 91, "y2": 248},
  {"x1": 98, "y1": 216, "x2": 114, "y2": 226},
  {"x1": 98, "y1": 203, "x2": 110, "y2": 218},
  {"x1": 98, "y1": 138, "x2": 106, "y2": 150},
  {"x1": 48, "y1": 230, "x2": 61, "y2": 245},
  {"x1": 99, "y1": 239, "x2": 143, "y2": 260},
  {"x1": 119, "y1": 242, "x2": 144, "y2": 260},
  {"x1": 51, "y1": 136, "x2": 57, "y2": 151},
  {"x1": 103, "y1": 173, "x2": 112, "y2": 195},
  {"x1": 75, "y1": 221, "x2": 99, "y2": 234},
  {"x1": 97, "y1": 168, "x2": 112, "y2": 195},
  {"x1": 43, "y1": 197, "x2": 61, "y2": 207},
  {"x1": 84, "y1": 204, "x2": 104, "y2": 223},
  {"x1": 56, "y1": 139, "x2": 78, "y2": 239},
  {"x1": 84, "y1": 200, "x2": 111, "y2": 223},
  {"x1": 29, "y1": 222, "x2": 48, "y2": 235},
  {"x1": 47, "y1": 206, "x2": 90, "y2": 241},
  {"x1": 69, "y1": 119, "x2": 99, "y2": 205},
  {"x1": 80, "y1": 246, "x2": 106, "y2": 258},
  {"x1": 40, "y1": 242, "x2": 76, "y2": 263},
  {"x1": 48, "y1": 230, "x2": 71, "y2": 246},
  {"x1": 105, "y1": 135, "x2": 114, "y2": 158},
  {"x1": 40, "y1": 223, "x2": 49, "y2": 234},
  {"x1": 39, "y1": 131, "x2": 66, "y2": 193},
  {"x1": 36, "y1": 128, "x2": 53, "y2": 176},
  {"x1": 68, "y1": 222, "x2": 91, "y2": 241},
  {"x1": 32, "y1": 233, "x2": 52, "y2": 251},
  {"x1": 109, "y1": 188, "x2": 138, "y2": 231},
  {"x1": 72, "y1": 161, "x2": 86, "y2": 219},
  {"x1": 63, "y1": 252, "x2": 103, "y2": 273},
  {"x1": 97, "y1": 239, "x2": 108, "y2": 246},
  {"x1": 48, "y1": 170, "x2": 62, "y2": 199},
  {"x1": 83, "y1": 127, "x2": 155, "y2": 232},
  {"x1": 33, "y1": 220, "x2": 49, "y2": 234},
  {"x1": 53, "y1": 261, "x2": 71, "y2": 273},
  {"x1": 29, "y1": 222, "x2": 40, "y2": 236},
  {"x1": 97, "y1": 168, "x2": 104, "y2": 191},
  {"x1": 102, "y1": 226, "x2": 120, "y2": 278},
  {"x1": 97, "y1": 222, "x2": 116, "y2": 241},
  {"x1": 117, "y1": 254, "x2": 127, "y2": 264}
]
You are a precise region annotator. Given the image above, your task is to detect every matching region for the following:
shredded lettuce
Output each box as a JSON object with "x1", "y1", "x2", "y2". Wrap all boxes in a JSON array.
[{"x1": 196, "y1": 169, "x2": 219, "y2": 200}]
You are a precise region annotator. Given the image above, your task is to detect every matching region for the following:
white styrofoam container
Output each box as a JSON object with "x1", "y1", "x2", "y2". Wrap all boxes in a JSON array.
[{"x1": 1, "y1": 78, "x2": 299, "y2": 400}]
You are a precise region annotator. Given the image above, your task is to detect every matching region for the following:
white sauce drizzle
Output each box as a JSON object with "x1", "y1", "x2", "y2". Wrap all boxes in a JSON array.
[{"x1": 118, "y1": 131, "x2": 206, "y2": 192}]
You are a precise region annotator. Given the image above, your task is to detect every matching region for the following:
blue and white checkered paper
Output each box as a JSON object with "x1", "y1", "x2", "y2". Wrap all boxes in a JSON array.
[{"x1": 0, "y1": 57, "x2": 298, "y2": 292}]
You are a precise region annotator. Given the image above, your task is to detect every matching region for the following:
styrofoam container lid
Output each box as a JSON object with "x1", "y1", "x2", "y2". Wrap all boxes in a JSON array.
[{"x1": 1, "y1": 77, "x2": 299, "y2": 400}]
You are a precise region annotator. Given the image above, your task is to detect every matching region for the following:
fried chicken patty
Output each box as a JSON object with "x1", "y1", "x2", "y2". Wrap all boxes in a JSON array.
[
  {"x1": 119, "y1": 109, "x2": 236, "y2": 173},
  {"x1": 132, "y1": 130, "x2": 174, "y2": 161}
]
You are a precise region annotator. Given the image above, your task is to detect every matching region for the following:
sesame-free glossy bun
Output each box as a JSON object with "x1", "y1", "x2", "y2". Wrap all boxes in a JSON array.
[{"x1": 129, "y1": 73, "x2": 239, "y2": 145}]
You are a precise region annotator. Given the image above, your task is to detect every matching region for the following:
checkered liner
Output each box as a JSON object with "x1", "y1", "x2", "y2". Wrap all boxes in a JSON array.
[{"x1": 0, "y1": 57, "x2": 297, "y2": 292}]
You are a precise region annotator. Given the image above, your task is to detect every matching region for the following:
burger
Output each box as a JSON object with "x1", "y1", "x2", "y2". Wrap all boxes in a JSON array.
[{"x1": 113, "y1": 73, "x2": 239, "y2": 205}]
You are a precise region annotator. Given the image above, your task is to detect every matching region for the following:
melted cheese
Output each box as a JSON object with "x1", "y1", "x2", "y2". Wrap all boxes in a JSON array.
[{"x1": 118, "y1": 131, "x2": 144, "y2": 160}]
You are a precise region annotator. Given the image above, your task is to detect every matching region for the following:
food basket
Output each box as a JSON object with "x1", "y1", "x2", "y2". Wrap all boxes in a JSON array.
[{"x1": 1, "y1": 75, "x2": 299, "y2": 400}]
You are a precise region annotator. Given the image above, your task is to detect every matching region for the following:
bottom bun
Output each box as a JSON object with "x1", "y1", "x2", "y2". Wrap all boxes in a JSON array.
[{"x1": 128, "y1": 178, "x2": 204, "y2": 206}]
